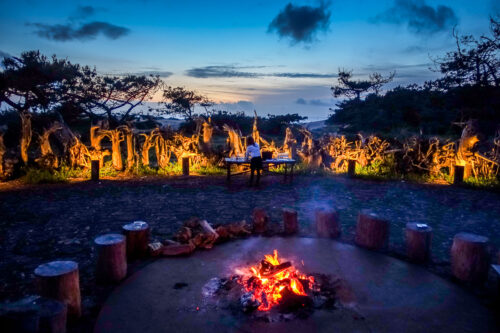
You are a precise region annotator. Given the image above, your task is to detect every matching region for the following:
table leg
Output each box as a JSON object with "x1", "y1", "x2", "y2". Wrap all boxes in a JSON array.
[
  {"x1": 291, "y1": 164, "x2": 294, "y2": 181},
  {"x1": 226, "y1": 163, "x2": 231, "y2": 181},
  {"x1": 284, "y1": 164, "x2": 288, "y2": 180}
]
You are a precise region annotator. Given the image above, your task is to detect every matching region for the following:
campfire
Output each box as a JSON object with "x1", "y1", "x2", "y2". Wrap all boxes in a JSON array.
[
  {"x1": 239, "y1": 249, "x2": 316, "y2": 312},
  {"x1": 202, "y1": 249, "x2": 337, "y2": 322}
]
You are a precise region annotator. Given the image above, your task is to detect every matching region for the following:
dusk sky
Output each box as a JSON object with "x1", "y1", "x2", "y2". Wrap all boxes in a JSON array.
[{"x1": 1, "y1": 0, "x2": 498, "y2": 120}]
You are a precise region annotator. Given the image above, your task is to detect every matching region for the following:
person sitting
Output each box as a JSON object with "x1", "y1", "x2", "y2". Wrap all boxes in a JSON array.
[{"x1": 245, "y1": 136, "x2": 262, "y2": 186}]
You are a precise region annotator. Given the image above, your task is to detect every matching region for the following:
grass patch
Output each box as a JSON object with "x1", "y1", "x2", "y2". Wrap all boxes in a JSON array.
[
  {"x1": 22, "y1": 168, "x2": 68, "y2": 184},
  {"x1": 22, "y1": 165, "x2": 90, "y2": 184},
  {"x1": 192, "y1": 164, "x2": 226, "y2": 176}
]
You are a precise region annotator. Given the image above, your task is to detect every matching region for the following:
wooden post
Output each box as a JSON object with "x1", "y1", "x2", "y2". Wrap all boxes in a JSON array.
[
  {"x1": 491, "y1": 264, "x2": 500, "y2": 302},
  {"x1": 453, "y1": 165, "x2": 465, "y2": 185},
  {"x1": 354, "y1": 210, "x2": 389, "y2": 250},
  {"x1": 0, "y1": 297, "x2": 40, "y2": 333},
  {"x1": 451, "y1": 232, "x2": 490, "y2": 282},
  {"x1": 91, "y1": 160, "x2": 99, "y2": 181},
  {"x1": 315, "y1": 208, "x2": 341, "y2": 238},
  {"x1": 182, "y1": 157, "x2": 190, "y2": 176},
  {"x1": 347, "y1": 159, "x2": 356, "y2": 178},
  {"x1": 122, "y1": 221, "x2": 150, "y2": 260},
  {"x1": 36, "y1": 297, "x2": 67, "y2": 333},
  {"x1": 283, "y1": 208, "x2": 298, "y2": 235},
  {"x1": 405, "y1": 223, "x2": 432, "y2": 262},
  {"x1": 252, "y1": 208, "x2": 269, "y2": 234},
  {"x1": 94, "y1": 234, "x2": 127, "y2": 284},
  {"x1": 34, "y1": 261, "x2": 81, "y2": 320}
]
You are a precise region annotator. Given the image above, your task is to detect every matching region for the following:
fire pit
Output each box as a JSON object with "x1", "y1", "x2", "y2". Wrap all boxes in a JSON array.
[
  {"x1": 95, "y1": 237, "x2": 496, "y2": 333},
  {"x1": 201, "y1": 249, "x2": 339, "y2": 322}
]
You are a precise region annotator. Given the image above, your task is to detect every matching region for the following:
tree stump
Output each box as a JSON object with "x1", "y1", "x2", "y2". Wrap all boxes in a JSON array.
[
  {"x1": 0, "y1": 297, "x2": 40, "y2": 333},
  {"x1": 453, "y1": 165, "x2": 464, "y2": 184},
  {"x1": 283, "y1": 208, "x2": 298, "y2": 235},
  {"x1": 354, "y1": 211, "x2": 389, "y2": 250},
  {"x1": 405, "y1": 223, "x2": 432, "y2": 262},
  {"x1": 91, "y1": 160, "x2": 99, "y2": 181},
  {"x1": 252, "y1": 208, "x2": 269, "y2": 234},
  {"x1": 34, "y1": 261, "x2": 81, "y2": 320},
  {"x1": 35, "y1": 297, "x2": 67, "y2": 333},
  {"x1": 315, "y1": 208, "x2": 340, "y2": 238},
  {"x1": 451, "y1": 232, "x2": 490, "y2": 282},
  {"x1": 122, "y1": 221, "x2": 150, "y2": 260},
  {"x1": 94, "y1": 234, "x2": 127, "y2": 284},
  {"x1": 347, "y1": 159, "x2": 356, "y2": 178},
  {"x1": 491, "y1": 264, "x2": 500, "y2": 301},
  {"x1": 182, "y1": 157, "x2": 190, "y2": 176}
]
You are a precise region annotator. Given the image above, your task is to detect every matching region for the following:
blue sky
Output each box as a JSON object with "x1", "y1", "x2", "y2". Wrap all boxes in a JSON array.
[{"x1": 0, "y1": 0, "x2": 497, "y2": 120}]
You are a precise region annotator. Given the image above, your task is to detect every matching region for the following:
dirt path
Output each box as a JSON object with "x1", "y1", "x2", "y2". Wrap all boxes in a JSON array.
[{"x1": 1, "y1": 175, "x2": 499, "y2": 330}]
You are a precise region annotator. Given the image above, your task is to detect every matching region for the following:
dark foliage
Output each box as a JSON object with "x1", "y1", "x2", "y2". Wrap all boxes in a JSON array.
[
  {"x1": 328, "y1": 17, "x2": 500, "y2": 139},
  {"x1": 180, "y1": 111, "x2": 307, "y2": 137}
]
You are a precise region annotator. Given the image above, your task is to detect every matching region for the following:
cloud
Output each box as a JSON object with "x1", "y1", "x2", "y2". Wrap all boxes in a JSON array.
[
  {"x1": 186, "y1": 65, "x2": 258, "y2": 78},
  {"x1": 70, "y1": 5, "x2": 99, "y2": 20},
  {"x1": 373, "y1": 0, "x2": 458, "y2": 34},
  {"x1": 186, "y1": 65, "x2": 335, "y2": 79},
  {"x1": 273, "y1": 72, "x2": 335, "y2": 78},
  {"x1": 31, "y1": 21, "x2": 130, "y2": 41},
  {"x1": 295, "y1": 98, "x2": 331, "y2": 106},
  {"x1": 268, "y1": 1, "x2": 331, "y2": 43},
  {"x1": 127, "y1": 71, "x2": 173, "y2": 77}
]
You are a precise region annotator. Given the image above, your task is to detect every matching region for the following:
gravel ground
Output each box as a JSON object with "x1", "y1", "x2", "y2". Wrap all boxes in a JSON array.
[{"x1": 1, "y1": 174, "x2": 499, "y2": 331}]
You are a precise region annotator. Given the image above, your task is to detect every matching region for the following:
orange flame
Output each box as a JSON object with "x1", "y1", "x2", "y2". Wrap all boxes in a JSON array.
[{"x1": 241, "y1": 249, "x2": 314, "y2": 311}]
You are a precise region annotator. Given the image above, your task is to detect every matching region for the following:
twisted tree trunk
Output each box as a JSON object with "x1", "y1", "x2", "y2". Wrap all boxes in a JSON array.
[
  {"x1": 109, "y1": 129, "x2": 124, "y2": 171},
  {"x1": 0, "y1": 131, "x2": 5, "y2": 177},
  {"x1": 36, "y1": 124, "x2": 62, "y2": 169},
  {"x1": 20, "y1": 110, "x2": 32, "y2": 165}
]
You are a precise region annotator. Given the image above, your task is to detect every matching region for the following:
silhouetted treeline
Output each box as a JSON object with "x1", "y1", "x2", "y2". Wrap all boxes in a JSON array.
[{"x1": 327, "y1": 17, "x2": 500, "y2": 139}]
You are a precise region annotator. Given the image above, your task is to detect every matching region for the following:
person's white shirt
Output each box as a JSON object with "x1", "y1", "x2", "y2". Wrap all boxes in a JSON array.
[{"x1": 245, "y1": 143, "x2": 261, "y2": 159}]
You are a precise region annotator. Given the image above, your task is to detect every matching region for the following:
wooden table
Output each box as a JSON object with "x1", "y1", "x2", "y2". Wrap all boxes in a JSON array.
[{"x1": 224, "y1": 158, "x2": 296, "y2": 181}]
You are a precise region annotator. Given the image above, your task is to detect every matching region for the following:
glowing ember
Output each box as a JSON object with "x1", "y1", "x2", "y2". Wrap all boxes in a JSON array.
[{"x1": 239, "y1": 250, "x2": 316, "y2": 311}]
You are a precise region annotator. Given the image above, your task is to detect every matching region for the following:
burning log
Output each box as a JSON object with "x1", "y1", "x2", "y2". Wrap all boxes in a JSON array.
[
  {"x1": 94, "y1": 234, "x2": 127, "y2": 284},
  {"x1": 354, "y1": 210, "x2": 389, "y2": 250},
  {"x1": 283, "y1": 208, "x2": 298, "y2": 235},
  {"x1": 252, "y1": 208, "x2": 269, "y2": 234},
  {"x1": 161, "y1": 242, "x2": 195, "y2": 256},
  {"x1": 259, "y1": 260, "x2": 292, "y2": 277},
  {"x1": 122, "y1": 221, "x2": 150, "y2": 260},
  {"x1": 315, "y1": 208, "x2": 340, "y2": 238},
  {"x1": 405, "y1": 223, "x2": 432, "y2": 263},
  {"x1": 451, "y1": 232, "x2": 490, "y2": 282},
  {"x1": 34, "y1": 261, "x2": 81, "y2": 320}
]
